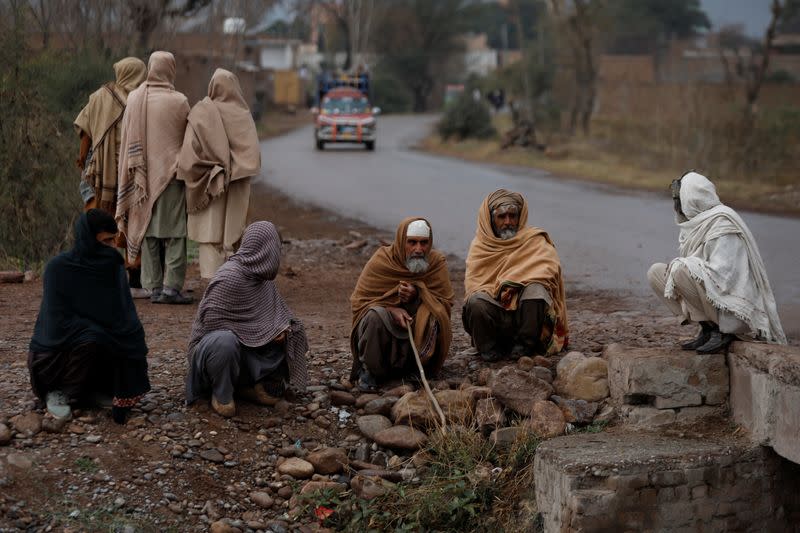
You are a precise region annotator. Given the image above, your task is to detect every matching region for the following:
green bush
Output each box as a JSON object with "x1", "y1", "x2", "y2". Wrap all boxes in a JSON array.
[
  {"x1": 371, "y1": 68, "x2": 414, "y2": 114},
  {"x1": 437, "y1": 94, "x2": 496, "y2": 140}
]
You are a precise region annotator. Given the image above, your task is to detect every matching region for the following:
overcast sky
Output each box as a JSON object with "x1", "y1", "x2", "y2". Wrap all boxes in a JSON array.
[{"x1": 700, "y1": 0, "x2": 773, "y2": 36}]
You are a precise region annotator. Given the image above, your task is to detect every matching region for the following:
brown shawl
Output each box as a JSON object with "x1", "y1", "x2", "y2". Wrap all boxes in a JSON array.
[
  {"x1": 179, "y1": 68, "x2": 260, "y2": 215},
  {"x1": 116, "y1": 51, "x2": 189, "y2": 260},
  {"x1": 465, "y1": 189, "x2": 569, "y2": 352},
  {"x1": 350, "y1": 217, "x2": 454, "y2": 375},
  {"x1": 74, "y1": 57, "x2": 146, "y2": 212}
]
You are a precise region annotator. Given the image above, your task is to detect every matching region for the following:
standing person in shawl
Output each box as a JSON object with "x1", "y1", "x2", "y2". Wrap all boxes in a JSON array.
[
  {"x1": 28, "y1": 209, "x2": 150, "y2": 424},
  {"x1": 74, "y1": 57, "x2": 147, "y2": 295},
  {"x1": 117, "y1": 51, "x2": 192, "y2": 304},
  {"x1": 350, "y1": 218, "x2": 454, "y2": 392},
  {"x1": 463, "y1": 189, "x2": 569, "y2": 362},
  {"x1": 648, "y1": 171, "x2": 786, "y2": 353},
  {"x1": 178, "y1": 68, "x2": 260, "y2": 279},
  {"x1": 186, "y1": 222, "x2": 309, "y2": 418}
]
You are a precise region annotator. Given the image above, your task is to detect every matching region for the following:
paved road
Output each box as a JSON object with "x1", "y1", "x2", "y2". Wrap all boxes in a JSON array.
[{"x1": 259, "y1": 115, "x2": 800, "y2": 336}]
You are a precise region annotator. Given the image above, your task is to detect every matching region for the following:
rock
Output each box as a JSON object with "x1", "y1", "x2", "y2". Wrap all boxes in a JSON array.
[
  {"x1": 307, "y1": 447, "x2": 348, "y2": 475},
  {"x1": 490, "y1": 427, "x2": 522, "y2": 448},
  {"x1": 355, "y1": 394, "x2": 381, "y2": 408},
  {"x1": 373, "y1": 425, "x2": 428, "y2": 450},
  {"x1": 10, "y1": 412, "x2": 42, "y2": 436},
  {"x1": 464, "y1": 386, "x2": 493, "y2": 402},
  {"x1": 249, "y1": 491, "x2": 274, "y2": 509},
  {"x1": 532, "y1": 366, "x2": 554, "y2": 383},
  {"x1": 0, "y1": 271, "x2": 24, "y2": 283},
  {"x1": 67, "y1": 423, "x2": 85, "y2": 435},
  {"x1": 357, "y1": 415, "x2": 393, "y2": 440},
  {"x1": 551, "y1": 395, "x2": 598, "y2": 425},
  {"x1": 620, "y1": 406, "x2": 676, "y2": 428},
  {"x1": 383, "y1": 384, "x2": 415, "y2": 397},
  {"x1": 200, "y1": 449, "x2": 225, "y2": 463},
  {"x1": 329, "y1": 391, "x2": 356, "y2": 406},
  {"x1": 434, "y1": 389, "x2": 473, "y2": 424},
  {"x1": 0, "y1": 424, "x2": 10, "y2": 445},
  {"x1": 533, "y1": 356, "x2": 553, "y2": 369},
  {"x1": 524, "y1": 401, "x2": 566, "y2": 439},
  {"x1": 351, "y1": 475, "x2": 393, "y2": 500},
  {"x1": 556, "y1": 351, "x2": 586, "y2": 377},
  {"x1": 475, "y1": 398, "x2": 505, "y2": 432},
  {"x1": 557, "y1": 357, "x2": 610, "y2": 402},
  {"x1": 300, "y1": 481, "x2": 348, "y2": 495},
  {"x1": 518, "y1": 356, "x2": 536, "y2": 371},
  {"x1": 210, "y1": 520, "x2": 241, "y2": 533},
  {"x1": 595, "y1": 404, "x2": 616, "y2": 423},
  {"x1": 277, "y1": 457, "x2": 315, "y2": 479},
  {"x1": 277, "y1": 486, "x2": 293, "y2": 499},
  {"x1": 391, "y1": 392, "x2": 436, "y2": 426},
  {"x1": 41, "y1": 417, "x2": 68, "y2": 433},
  {"x1": 363, "y1": 397, "x2": 397, "y2": 416},
  {"x1": 85, "y1": 435, "x2": 102, "y2": 444},
  {"x1": 605, "y1": 343, "x2": 729, "y2": 409},
  {"x1": 6, "y1": 453, "x2": 33, "y2": 470},
  {"x1": 489, "y1": 366, "x2": 554, "y2": 415},
  {"x1": 477, "y1": 368, "x2": 494, "y2": 386}
]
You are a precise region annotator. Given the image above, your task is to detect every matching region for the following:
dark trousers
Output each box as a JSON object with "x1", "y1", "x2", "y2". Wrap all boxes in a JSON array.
[
  {"x1": 353, "y1": 310, "x2": 418, "y2": 382},
  {"x1": 462, "y1": 295, "x2": 547, "y2": 355}
]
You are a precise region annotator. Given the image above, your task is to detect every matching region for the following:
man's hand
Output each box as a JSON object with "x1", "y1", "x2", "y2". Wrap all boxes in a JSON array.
[
  {"x1": 499, "y1": 286, "x2": 519, "y2": 309},
  {"x1": 387, "y1": 306, "x2": 413, "y2": 328},
  {"x1": 398, "y1": 281, "x2": 418, "y2": 304}
]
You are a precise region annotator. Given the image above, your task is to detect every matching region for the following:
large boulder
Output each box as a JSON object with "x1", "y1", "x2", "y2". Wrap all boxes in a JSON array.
[
  {"x1": 306, "y1": 447, "x2": 348, "y2": 475},
  {"x1": 556, "y1": 357, "x2": 609, "y2": 402},
  {"x1": 489, "y1": 366, "x2": 554, "y2": 415},
  {"x1": 524, "y1": 400, "x2": 566, "y2": 439},
  {"x1": 357, "y1": 414, "x2": 393, "y2": 440},
  {"x1": 391, "y1": 391, "x2": 436, "y2": 427}
]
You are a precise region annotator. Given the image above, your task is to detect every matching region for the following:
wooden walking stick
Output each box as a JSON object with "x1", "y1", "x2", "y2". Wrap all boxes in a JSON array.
[{"x1": 406, "y1": 321, "x2": 447, "y2": 431}]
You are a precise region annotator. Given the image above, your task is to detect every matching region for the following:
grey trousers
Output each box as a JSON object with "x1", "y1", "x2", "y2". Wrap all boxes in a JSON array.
[
  {"x1": 185, "y1": 330, "x2": 286, "y2": 405},
  {"x1": 353, "y1": 309, "x2": 417, "y2": 381},
  {"x1": 141, "y1": 236, "x2": 187, "y2": 291},
  {"x1": 462, "y1": 292, "x2": 547, "y2": 355}
]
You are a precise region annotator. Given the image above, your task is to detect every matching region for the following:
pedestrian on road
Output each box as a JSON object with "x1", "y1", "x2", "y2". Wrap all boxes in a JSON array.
[
  {"x1": 463, "y1": 189, "x2": 569, "y2": 362},
  {"x1": 178, "y1": 68, "x2": 260, "y2": 279},
  {"x1": 349, "y1": 218, "x2": 454, "y2": 392},
  {"x1": 28, "y1": 209, "x2": 150, "y2": 424},
  {"x1": 74, "y1": 56, "x2": 147, "y2": 295},
  {"x1": 117, "y1": 51, "x2": 192, "y2": 304},
  {"x1": 648, "y1": 171, "x2": 786, "y2": 353},
  {"x1": 186, "y1": 222, "x2": 309, "y2": 418}
]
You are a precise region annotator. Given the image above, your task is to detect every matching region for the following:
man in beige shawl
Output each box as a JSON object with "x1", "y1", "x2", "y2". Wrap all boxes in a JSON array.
[
  {"x1": 117, "y1": 51, "x2": 192, "y2": 304},
  {"x1": 178, "y1": 68, "x2": 260, "y2": 279},
  {"x1": 74, "y1": 57, "x2": 146, "y2": 294},
  {"x1": 463, "y1": 189, "x2": 569, "y2": 362},
  {"x1": 350, "y1": 218, "x2": 454, "y2": 392}
]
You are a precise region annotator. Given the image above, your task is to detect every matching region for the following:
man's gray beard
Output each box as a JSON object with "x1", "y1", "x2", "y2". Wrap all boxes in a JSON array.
[
  {"x1": 498, "y1": 228, "x2": 517, "y2": 240},
  {"x1": 405, "y1": 256, "x2": 429, "y2": 274}
]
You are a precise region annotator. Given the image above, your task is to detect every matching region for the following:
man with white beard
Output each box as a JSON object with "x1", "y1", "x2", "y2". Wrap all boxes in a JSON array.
[
  {"x1": 463, "y1": 189, "x2": 569, "y2": 362},
  {"x1": 349, "y1": 218, "x2": 454, "y2": 391}
]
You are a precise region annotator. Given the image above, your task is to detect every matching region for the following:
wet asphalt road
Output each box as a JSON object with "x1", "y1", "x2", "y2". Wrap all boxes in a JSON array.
[{"x1": 259, "y1": 114, "x2": 800, "y2": 336}]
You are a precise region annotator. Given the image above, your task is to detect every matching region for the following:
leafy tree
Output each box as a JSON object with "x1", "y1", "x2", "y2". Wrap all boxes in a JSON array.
[
  {"x1": 606, "y1": 0, "x2": 710, "y2": 54},
  {"x1": 462, "y1": 0, "x2": 545, "y2": 50}
]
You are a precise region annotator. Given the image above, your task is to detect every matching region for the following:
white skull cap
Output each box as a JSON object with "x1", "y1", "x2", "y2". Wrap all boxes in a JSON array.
[{"x1": 406, "y1": 219, "x2": 431, "y2": 238}]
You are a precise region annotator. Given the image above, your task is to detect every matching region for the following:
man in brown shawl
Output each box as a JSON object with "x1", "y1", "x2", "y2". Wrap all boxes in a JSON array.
[
  {"x1": 463, "y1": 189, "x2": 569, "y2": 362},
  {"x1": 186, "y1": 222, "x2": 309, "y2": 417},
  {"x1": 178, "y1": 68, "x2": 260, "y2": 279},
  {"x1": 74, "y1": 57, "x2": 147, "y2": 293},
  {"x1": 117, "y1": 51, "x2": 192, "y2": 304},
  {"x1": 350, "y1": 218, "x2": 454, "y2": 391}
]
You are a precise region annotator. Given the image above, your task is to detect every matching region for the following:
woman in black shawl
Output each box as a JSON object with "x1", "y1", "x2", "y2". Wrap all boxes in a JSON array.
[{"x1": 28, "y1": 209, "x2": 150, "y2": 423}]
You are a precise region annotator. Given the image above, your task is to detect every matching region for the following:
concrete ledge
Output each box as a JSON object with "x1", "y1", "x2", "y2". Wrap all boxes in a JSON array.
[
  {"x1": 605, "y1": 343, "x2": 729, "y2": 409},
  {"x1": 728, "y1": 341, "x2": 800, "y2": 465},
  {"x1": 534, "y1": 433, "x2": 800, "y2": 532}
]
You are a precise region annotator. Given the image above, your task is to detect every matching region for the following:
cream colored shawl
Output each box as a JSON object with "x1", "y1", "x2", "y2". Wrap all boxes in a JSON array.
[
  {"x1": 465, "y1": 189, "x2": 569, "y2": 352},
  {"x1": 665, "y1": 172, "x2": 786, "y2": 344},
  {"x1": 74, "y1": 57, "x2": 146, "y2": 211},
  {"x1": 117, "y1": 51, "x2": 189, "y2": 260},
  {"x1": 179, "y1": 68, "x2": 260, "y2": 214}
]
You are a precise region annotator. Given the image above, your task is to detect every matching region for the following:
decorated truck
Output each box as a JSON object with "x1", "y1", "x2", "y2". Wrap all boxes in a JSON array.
[{"x1": 312, "y1": 73, "x2": 379, "y2": 151}]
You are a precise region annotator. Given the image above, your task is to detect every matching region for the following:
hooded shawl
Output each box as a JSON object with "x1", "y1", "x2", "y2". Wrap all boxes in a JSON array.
[
  {"x1": 188, "y1": 222, "x2": 309, "y2": 388},
  {"x1": 74, "y1": 57, "x2": 146, "y2": 211},
  {"x1": 117, "y1": 51, "x2": 189, "y2": 260},
  {"x1": 465, "y1": 189, "x2": 569, "y2": 353},
  {"x1": 665, "y1": 172, "x2": 786, "y2": 344},
  {"x1": 30, "y1": 213, "x2": 148, "y2": 358},
  {"x1": 350, "y1": 217, "x2": 454, "y2": 373}
]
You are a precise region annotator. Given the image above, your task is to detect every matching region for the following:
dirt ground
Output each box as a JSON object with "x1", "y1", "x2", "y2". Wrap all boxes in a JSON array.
[{"x1": 0, "y1": 181, "x2": 740, "y2": 532}]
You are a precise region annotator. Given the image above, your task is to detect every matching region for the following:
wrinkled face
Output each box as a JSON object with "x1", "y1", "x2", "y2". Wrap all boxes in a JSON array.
[
  {"x1": 492, "y1": 206, "x2": 520, "y2": 240},
  {"x1": 404, "y1": 236, "x2": 431, "y2": 274},
  {"x1": 96, "y1": 231, "x2": 116, "y2": 248}
]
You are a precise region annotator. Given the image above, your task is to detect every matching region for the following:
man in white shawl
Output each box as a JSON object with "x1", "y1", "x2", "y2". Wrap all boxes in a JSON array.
[{"x1": 648, "y1": 171, "x2": 786, "y2": 353}]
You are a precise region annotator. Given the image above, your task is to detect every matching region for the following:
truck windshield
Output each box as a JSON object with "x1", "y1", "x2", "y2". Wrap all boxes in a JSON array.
[{"x1": 322, "y1": 97, "x2": 368, "y2": 114}]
